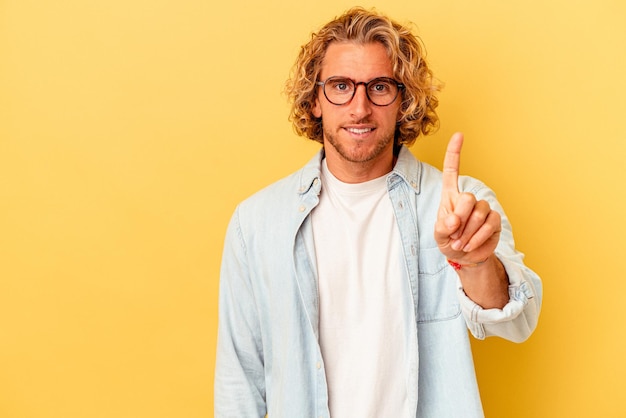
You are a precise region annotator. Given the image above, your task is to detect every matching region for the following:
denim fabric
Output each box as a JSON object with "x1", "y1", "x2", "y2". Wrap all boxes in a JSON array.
[{"x1": 215, "y1": 146, "x2": 542, "y2": 418}]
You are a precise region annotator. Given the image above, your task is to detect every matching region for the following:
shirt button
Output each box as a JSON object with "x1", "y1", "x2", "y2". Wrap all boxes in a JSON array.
[
  {"x1": 316, "y1": 361, "x2": 321, "y2": 369},
  {"x1": 313, "y1": 178, "x2": 320, "y2": 186},
  {"x1": 298, "y1": 205, "x2": 306, "y2": 212}
]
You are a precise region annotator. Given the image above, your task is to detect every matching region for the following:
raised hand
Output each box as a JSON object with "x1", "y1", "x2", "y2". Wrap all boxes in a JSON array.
[{"x1": 434, "y1": 133, "x2": 502, "y2": 265}]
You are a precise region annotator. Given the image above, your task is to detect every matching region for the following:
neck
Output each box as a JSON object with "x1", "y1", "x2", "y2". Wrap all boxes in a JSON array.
[{"x1": 324, "y1": 149, "x2": 398, "y2": 184}]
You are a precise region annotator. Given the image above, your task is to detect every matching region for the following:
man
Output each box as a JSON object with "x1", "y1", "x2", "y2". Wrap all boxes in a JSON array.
[{"x1": 215, "y1": 7, "x2": 541, "y2": 418}]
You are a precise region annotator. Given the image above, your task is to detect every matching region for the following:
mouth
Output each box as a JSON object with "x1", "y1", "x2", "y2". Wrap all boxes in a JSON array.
[{"x1": 344, "y1": 126, "x2": 375, "y2": 135}]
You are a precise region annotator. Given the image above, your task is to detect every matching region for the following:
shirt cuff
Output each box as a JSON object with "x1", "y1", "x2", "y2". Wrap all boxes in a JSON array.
[{"x1": 456, "y1": 254, "x2": 537, "y2": 341}]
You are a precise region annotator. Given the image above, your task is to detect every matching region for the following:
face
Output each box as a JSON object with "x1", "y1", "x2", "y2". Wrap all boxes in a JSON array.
[{"x1": 313, "y1": 42, "x2": 402, "y2": 179}]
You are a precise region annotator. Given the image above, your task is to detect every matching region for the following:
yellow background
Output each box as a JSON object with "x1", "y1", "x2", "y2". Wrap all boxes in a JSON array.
[{"x1": 1, "y1": 0, "x2": 625, "y2": 416}]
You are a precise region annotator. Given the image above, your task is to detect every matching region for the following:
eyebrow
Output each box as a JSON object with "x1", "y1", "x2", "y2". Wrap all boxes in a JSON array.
[{"x1": 321, "y1": 75, "x2": 397, "y2": 82}]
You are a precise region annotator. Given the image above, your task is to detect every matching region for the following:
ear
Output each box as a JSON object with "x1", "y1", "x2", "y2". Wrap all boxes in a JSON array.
[{"x1": 313, "y1": 97, "x2": 322, "y2": 118}]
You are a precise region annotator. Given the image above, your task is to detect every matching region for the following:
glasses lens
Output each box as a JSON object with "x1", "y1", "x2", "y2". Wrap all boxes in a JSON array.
[
  {"x1": 366, "y1": 78, "x2": 399, "y2": 106},
  {"x1": 323, "y1": 77, "x2": 355, "y2": 105}
]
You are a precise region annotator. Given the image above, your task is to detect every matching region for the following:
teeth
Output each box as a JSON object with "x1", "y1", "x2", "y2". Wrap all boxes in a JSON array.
[{"x1": 347, "y1": 127, "x2": 372, "y2": 134}]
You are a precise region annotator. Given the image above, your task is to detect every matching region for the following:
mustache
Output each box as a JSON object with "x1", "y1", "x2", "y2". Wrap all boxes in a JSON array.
[{"x1": 347, "y1": 117, "x2": 374, "y2": 125}]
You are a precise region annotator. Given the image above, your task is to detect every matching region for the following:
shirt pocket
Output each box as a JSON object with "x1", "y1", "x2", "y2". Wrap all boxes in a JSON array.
[{"x1": 417, "y1": 247, "x2": 461, "y2": 323}]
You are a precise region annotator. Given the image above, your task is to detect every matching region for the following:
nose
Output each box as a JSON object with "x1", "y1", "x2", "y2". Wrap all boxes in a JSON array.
[{"x1": 349, "y1": 83, "x2": 373, "y2": 119}]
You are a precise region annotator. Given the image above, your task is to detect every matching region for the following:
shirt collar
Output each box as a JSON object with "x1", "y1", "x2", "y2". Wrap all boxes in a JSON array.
[
  {"x1": 296, "y1": 149, "x2": 324, "y2": 195},
  {"x1": 296, "y1": 145, "x2": 422, "y2": 195},
  {"x1": 391, "y1": 145, "x2": 422, "y2": 194}
]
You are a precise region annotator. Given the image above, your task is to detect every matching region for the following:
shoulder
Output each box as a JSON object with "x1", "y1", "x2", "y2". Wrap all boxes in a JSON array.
[{"x1": 235, "y1": 150, "x2": 323, "y2": 221}]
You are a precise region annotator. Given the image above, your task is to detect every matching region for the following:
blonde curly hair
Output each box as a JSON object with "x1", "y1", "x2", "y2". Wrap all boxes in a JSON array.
[{"x1": 285, "y1": 7, "x2": 441, "y2": 146}]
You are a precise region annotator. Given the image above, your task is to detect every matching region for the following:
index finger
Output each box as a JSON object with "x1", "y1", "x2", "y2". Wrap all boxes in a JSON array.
[{"x1": 442, "y1": 132, "x2": 464, "y2": 196}]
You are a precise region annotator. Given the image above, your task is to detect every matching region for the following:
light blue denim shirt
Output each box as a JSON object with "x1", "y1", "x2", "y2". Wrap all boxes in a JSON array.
[{"x1": 215, "y1": 146, "x2": 542, "y2": 418}]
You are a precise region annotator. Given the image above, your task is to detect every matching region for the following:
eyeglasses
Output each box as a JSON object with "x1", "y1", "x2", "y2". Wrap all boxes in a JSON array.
[{"x1": 316, "y1": 76, "x2": 404, "y2": 106}]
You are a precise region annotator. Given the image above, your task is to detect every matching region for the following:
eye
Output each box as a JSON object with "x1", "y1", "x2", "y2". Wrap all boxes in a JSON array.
[
  {"x1": 327, "y1": 78, "x2": 353, "y2": 93},
  {"x1": 369, "y1": 79, "x2": 393, "y2": 94}
]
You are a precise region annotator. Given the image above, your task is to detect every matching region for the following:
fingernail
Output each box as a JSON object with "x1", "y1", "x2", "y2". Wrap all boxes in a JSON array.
[{"x1": 452, "y1": 240, "x2": 463, "y2": 251}]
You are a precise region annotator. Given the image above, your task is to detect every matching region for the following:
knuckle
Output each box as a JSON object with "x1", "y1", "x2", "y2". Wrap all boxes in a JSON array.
[
  {"x1": 459, "y1": 192, "x2": 477, "y2": 204},
  {"x1": 482, "y1": 223, "x2": 496, "y2": 236},
  {"x1": 477, "y1": 199, "x2": 491, "y2": 212},
  {"x1": 469, "y1": 210, "x2": 485, "y2": 223},
  {"x1": 487, "y1": 210, "x2": 502, "y2": 228}
]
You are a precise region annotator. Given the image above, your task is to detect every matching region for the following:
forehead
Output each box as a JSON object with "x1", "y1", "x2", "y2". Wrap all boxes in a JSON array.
[{"x1": 319, "y1": 42, "x2": 394, "y2": 80}]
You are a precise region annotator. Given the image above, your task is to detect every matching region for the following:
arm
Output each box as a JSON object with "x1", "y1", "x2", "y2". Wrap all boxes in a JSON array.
[
  {"x1": 214, "y1": 208, "x2": 267, "y2": 417},
  {"x1": 434, "y1": 133, "x2": 542, "y2": 342}
]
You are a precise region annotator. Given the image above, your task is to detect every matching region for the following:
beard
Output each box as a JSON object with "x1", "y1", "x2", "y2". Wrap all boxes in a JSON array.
[{"x1": 323, "y1": 125, "x2": 395, "y2": 164}]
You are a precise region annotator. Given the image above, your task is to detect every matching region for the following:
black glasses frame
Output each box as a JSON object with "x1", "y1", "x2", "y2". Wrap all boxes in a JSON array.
[{"x1": 316, "y1": 76, "x2": 404, "y2": 106}]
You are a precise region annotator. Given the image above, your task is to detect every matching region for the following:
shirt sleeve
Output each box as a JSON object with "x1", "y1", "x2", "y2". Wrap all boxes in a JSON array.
[
  {"x1": 214, "y1": 207, "x2": 267, "y2": 417},
  {"x1": 456, "y1": 178, "x2": 543, "y2": 342}
]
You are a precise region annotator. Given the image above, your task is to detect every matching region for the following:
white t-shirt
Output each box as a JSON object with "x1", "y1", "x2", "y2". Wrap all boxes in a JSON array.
[{"x1": 312, "y1": 159, "x2": 411, "y2": 418}]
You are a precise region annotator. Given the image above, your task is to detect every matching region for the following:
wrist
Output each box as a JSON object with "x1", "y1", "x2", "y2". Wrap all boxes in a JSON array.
[{"x1": 447, "y1": 257, "x2": 489, "y2": 271}]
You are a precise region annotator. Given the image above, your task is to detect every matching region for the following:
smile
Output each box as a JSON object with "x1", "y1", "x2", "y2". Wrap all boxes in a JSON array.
[{"x1": 345, "y1": 127, "x2": 374, "y2": 134}]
